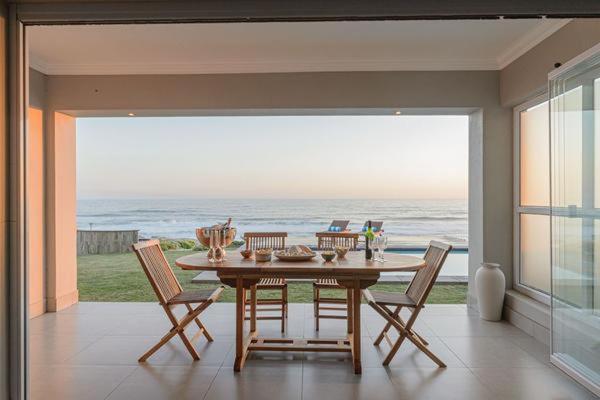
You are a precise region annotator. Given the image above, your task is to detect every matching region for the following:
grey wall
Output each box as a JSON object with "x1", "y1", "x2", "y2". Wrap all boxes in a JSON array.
[
  {"x1": 29, "y1": 67, "x2": 46, "y2": 110},
  {"x1": 42, "y1": 70, "x2": 513, "y2": 305},
  {"x1": 501, "y1": 19, "x2": 600, "y2": 107}
]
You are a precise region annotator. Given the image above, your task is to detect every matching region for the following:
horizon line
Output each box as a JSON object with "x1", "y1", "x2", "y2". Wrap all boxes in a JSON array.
[{"x1": 77, "y1": 196, "x2": 468, "y2": 201}]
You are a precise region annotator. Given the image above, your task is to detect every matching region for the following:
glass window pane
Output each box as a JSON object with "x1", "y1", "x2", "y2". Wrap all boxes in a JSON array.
[
  {"x1": 552, "y1": 216, "x2": 583, "y2": 307},
  {"x1": 595, "y1": 220, "x2": 600, "y2": 314},
  {"x1": 595, "y1": 79, "x2": 600, "y2": 208},
  {"x1": 551, "y1": 86, "x2": 583, "y2": 208},
  {"x1": 520, "y1": 101, "x2": 550, "y2": 206},
  {"x1": 550, "y1": 49, "x2": 600, "y2": 389},
  {"x1": 520, "y1": 213, "x2": 550, "y2": 293}
]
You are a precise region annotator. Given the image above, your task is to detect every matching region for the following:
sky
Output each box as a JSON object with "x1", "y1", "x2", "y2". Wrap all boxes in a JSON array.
[{"x1": 76, "y1": 115, "x2": 468, "y2": 199}]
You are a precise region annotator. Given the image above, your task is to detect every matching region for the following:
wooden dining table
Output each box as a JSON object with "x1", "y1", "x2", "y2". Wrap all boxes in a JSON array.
[{"x1": 175, "y1": 250, "x2": 425, "y2": 374}]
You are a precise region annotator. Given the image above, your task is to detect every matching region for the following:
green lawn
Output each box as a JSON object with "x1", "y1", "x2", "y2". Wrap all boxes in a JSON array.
[{"x1": 77, "y1": 250, "x2": 467, "y2": 304}]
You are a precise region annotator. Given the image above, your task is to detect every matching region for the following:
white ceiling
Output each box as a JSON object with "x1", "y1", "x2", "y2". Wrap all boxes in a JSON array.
[{"x1": 28, "y1": 19, "x2": 569, "y2": 75}]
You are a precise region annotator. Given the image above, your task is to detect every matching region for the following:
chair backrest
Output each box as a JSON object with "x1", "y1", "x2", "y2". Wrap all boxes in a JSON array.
[
  {"x1": 132, "y1": 239, "x2": 182, "y2": 305},
  {"x1": 361, "y1": 220, "x2": 384, "y2": 233},
  {"x1": 316, "y1": 232, "x2": 359, "y2": 250},
  {"x1": 405, "y1": 241, "x2": 452, "y2": 306},
  {"x1": 244, "y1": 232, "x2": 287, "y2": 250},
  {"x1": 327, "y1": 220, "x2": 350, "y2": 232}
]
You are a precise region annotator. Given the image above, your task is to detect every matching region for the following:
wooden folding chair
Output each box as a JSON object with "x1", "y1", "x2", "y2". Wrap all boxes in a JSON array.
[
  {"x1": 132, "y1": 240, "x2": 224, "y2": 362},
  {"x1": 362, "y1": 241, "x2": 452, "y2": 366},
  {"x1": 243, "y1": 232, "x2": 288, "y2": 332},
  {"x1": 313, "y1": 232, "x2": 359, "y2": 330}
]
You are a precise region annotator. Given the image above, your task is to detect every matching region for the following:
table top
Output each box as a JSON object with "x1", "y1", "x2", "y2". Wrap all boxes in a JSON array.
[{"x1": 175, "y1": 250, "x2": 426, "y2": 274}]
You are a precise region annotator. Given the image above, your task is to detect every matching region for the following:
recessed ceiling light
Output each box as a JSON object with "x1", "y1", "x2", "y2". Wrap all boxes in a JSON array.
[
  {"x1": 127, "y1": 113, "x2": 135, "y2": 116},
  {"x1": 394, "y1": 111, "x2": 402, "y2": 115}
]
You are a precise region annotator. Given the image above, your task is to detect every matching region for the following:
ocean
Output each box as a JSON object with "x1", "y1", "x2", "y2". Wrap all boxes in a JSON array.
[{"x1": 76, "y1": 198, "x2": 468, "y2": 247}]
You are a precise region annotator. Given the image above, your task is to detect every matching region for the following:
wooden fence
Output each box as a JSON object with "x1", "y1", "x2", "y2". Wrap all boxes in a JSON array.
[{"x1": 77, "y1": 229, "x2": 139, "y2": 255}]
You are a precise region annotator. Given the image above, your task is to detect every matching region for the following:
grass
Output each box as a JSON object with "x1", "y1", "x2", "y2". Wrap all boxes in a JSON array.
[{"x1": 78, "y1": 250, "x2": 467, "y2": 304}]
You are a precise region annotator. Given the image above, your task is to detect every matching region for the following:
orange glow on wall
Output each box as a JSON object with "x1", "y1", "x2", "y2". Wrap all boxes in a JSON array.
[{"x1": 27, "y1": 107, "x2": 45, "y2": 317}]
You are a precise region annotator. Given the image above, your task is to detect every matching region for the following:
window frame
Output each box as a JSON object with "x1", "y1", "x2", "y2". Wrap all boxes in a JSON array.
[{"x1": 513, "y1": 93, "x2": 552, "y2": 305}]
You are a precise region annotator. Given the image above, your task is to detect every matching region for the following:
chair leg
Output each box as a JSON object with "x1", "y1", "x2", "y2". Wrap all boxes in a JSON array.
[
  {"x1": 382, "y1": 332, "x2": 407, "y2": 365},
  {"x1": 177, "y1": 330, "x2": 201, "y2": 360},
  {"x1": 374, "y1": 306, "x2": 401, "y2": 345},
  {"x1": 185, "y1": 303, "x2": 214, "y2": 342},
  {"x1": 139, "y1": 327, "x2": 182, "y2": 362},
  {"x1": 314, "y1": 287, "x2": 320, "y2": 331},
  {"x1": 313, "y1": 286, "x2": 318, "y2": 317},
  {"x1": 405, "y1": 333, "x2": 446, "y2": 367},
  {"x1": 367, "y1": 301, "x2": 443, "y2": 367},
  {"x1": 140, "y1": 304, "x2": 207, "y2": 362},
  {"x1": 281, "y1": 285, "x2": 288, "y2": 332},
  {"x1": 283, "y1": 285, "x2": 288, "y2": 318}
]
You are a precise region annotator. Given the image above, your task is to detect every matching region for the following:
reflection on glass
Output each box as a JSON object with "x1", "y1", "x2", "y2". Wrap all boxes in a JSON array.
[
  {"x1": 552, "y1": 217, "x2": 583, "y2": 307},
  {"x1": 520, "y1": 214, "x2": 550, "y2": 293},
  {"x1": 520, "y1": 101, "x2": 549, "y2": 206},
  {"x1": 595, "y1": 220, "x2": 600, "y2": 314},
  {"x1": 551, "y1": 86, "x2": 583, "y2": 208},
  {"x1": 595, "y1": 79, "x2": 600, "y2": 208},
  {"x1": 551, "y1": 59, "x2": 600, "y2": 390}
]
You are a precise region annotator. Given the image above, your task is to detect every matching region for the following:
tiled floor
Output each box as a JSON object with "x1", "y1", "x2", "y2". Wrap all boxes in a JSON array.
[{"x1": 30, "y1": 302, "x2": 598, "y2": 400}]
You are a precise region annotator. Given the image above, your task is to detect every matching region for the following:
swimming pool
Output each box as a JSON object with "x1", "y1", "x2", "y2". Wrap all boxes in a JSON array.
[{"x1": 385, "y1": 248, "x2": 468, "y2": 277}]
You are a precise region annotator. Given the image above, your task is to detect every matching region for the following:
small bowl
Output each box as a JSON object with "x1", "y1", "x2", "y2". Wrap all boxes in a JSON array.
[
  {"x1": 335, "y1": 246, "x2": 349, "y2": 259},
  {"x1": 240, "y1": 249, "x2": 253, "y2": 259},
  {"x1": 255, "y1": 248, "x2": 273, "y2": 262},
  {"x1": 321, "y1": 251, "x2": 336, "y2": 262}
]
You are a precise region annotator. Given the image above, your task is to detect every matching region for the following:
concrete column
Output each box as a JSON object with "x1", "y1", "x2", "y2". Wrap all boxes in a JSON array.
[
  {"x1": 27, "y1": 107, "x2": 44, "y2": 317},
  {"x1": 45, "y1": 111, "x2": 78, "y2": 311}
]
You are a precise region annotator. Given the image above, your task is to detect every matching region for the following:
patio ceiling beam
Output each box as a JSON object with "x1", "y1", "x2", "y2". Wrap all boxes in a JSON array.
[{"x1": 12, "y1": 0, "x2": 600, "y2": 25}]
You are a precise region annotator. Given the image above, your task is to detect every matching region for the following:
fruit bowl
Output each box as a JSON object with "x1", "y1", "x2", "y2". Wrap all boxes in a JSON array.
[
  {"x1": 321, "y1": 251, "x2": 336, "y2": 262},
  {"x1": 196, "y1": 227, "x2": 237, "y2": 247},
  {"x1": 335, "y1": 246, "x2": 349, "y2": 259},
  {"x1": 255, "y1": 248, "x2": 273, "y2": 262},
  {"x1": 274, "y1": 245, "x2": 316, "y2": 262}
]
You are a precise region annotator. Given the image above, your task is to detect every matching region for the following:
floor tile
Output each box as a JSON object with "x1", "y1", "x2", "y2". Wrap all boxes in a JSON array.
[
  {"x1": 106, "y1": 365, "x2": 219, "y2": 400},
  {"x1": 67, "y1": 334, "x2": 233, "y2": 367},
  {"x1": 441, "y1": 336, "x2": 546, "y2": 368},
  {"x1": 30, "y1": 365, "x2": 136, "y2": 400},
  {"x1": 203, "y1": 365, "x2": 302, "y2": 400},
  {"x1": 28, "y1": 302, "x2": 599, "y2": 400},
  {"x1": 423, "y1": 315, "x2": 529, "y2": 337},
  {"x1": 387, "y1": 368, "x2": 497, "y2": 400},
  {"x1": 302, "y1": 366, "x2": 400, "y2": 400},
  {"x1": 29, "y1": 334, "x2": 102, "y2": 365},
  {"x1": 471, "y1": 367, "x2": 595, "y2": 400},
  {"x1": 362, "y1": 336, "x2": 467, "y2": 368},
  {"x1": 507, "y1": 335, "x2": 552, "y2": 365}
]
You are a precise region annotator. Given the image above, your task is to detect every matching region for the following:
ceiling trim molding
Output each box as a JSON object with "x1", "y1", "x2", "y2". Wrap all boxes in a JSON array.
[
  {"x1": 496, "y1": 19, "x2": 571, "y2": 69},
  {"x1": 29, "y1": 57, "x2": 501, "y2": 75}
]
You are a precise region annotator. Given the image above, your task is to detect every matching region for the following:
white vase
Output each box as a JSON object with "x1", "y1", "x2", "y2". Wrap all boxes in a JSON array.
[{"x1": 475, "y1": 262, "x2": 505, "y2": 321}]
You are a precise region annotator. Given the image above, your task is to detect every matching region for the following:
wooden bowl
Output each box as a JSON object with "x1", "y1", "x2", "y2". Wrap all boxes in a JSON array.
[
  {"x1": 335, "y1": 246, "x2": 349, "y2": 259},
  {"x1": 321, "y1": 251, "x2": 336, "y2": 262},
  {"x1": 255, "y1": 249, "x2": 273, "y2": 262},
  {"x1": 196, "y1": 227, "x2": 237, "y2": 247},
  {"x1": 240, "y1": 249, "x2": 253, "y2": 259}
]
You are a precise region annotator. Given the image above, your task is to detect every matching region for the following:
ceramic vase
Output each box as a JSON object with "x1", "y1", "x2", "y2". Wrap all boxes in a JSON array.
[{"x1": 475, "y1": 262, "x2": 505, "y2": 321}]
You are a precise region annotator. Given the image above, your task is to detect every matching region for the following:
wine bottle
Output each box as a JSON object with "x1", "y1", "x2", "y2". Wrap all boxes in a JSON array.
[{"x1": 365, "y1": 220, "x2": 373, "y2": 260}]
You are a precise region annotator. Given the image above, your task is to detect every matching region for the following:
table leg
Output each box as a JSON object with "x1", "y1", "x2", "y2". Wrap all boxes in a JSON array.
[
  {"x1": 347, "y1": 288, "x2": 353, "y2": 334},
  {"x1": 250, "y1": 284, "x2": 257, "y2": 333},
  {"x1": 352, "y1": 282, "x2": 362, "y2": 374},
  {"x1": 234, "y1": 279, "x2": 246, "y2": 371}
]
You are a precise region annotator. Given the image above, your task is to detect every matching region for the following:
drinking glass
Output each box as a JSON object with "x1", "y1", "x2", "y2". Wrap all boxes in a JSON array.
[{"x1": 377, "y1": 235, "x2": 388, "y2": 262}]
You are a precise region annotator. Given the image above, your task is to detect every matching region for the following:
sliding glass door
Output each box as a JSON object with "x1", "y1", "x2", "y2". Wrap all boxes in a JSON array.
[{"x1": 549, "y1": 44, "x2": 600, "y2": 396}]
